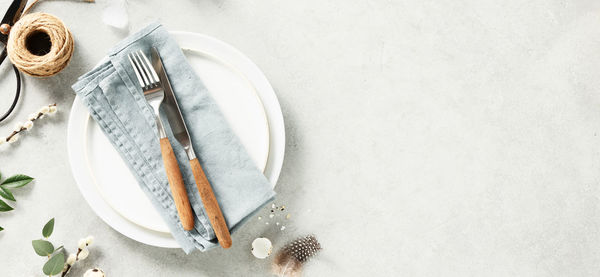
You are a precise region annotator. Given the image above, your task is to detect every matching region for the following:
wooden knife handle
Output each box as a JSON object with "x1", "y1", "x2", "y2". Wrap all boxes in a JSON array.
[
  {"x1": 189, "y1": 158, "x2": 232, "y2": 248},
  {"x1": 160, "y1": 137, "x2": 195, "y2": 231}
]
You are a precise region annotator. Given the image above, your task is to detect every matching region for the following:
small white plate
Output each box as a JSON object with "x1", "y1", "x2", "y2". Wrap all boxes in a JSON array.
[{"x1": 68, "y1": 31, "x2": 285, "y2": 248}]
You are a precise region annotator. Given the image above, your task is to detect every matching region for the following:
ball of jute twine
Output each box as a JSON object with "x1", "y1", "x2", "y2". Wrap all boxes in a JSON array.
[{"x1": 6, "y1": 12, "x2": 74, "y2": 77}]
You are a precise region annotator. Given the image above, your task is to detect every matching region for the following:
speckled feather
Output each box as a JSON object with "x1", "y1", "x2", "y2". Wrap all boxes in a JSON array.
[{"x1": 272, "y1": 235, "x2": 322, "y2": 277}]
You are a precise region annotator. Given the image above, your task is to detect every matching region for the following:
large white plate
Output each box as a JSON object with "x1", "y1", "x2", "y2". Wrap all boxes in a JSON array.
[{"x1": 67, "y1": 31, "x2": 285, "y2": 248}]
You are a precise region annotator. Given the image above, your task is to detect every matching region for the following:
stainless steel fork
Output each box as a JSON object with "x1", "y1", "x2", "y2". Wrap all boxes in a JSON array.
[{"x1": 128, "y1": 50, "x2": 195, "y2": 231}]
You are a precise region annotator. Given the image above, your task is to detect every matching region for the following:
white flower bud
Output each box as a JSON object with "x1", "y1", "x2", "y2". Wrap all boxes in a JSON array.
[
  {"x1": 83, "y1": 268, "x2": 105, "y2": 277},
  {"x1": 85, "y1": 235, "x2": 94, "y2": 246},
  {"x1": 77, "y1": 248, "x2": 89, "y2": 260},
  {"x1": 7, "y1": 134, "x2": 19, "y2": 143},
  {"x1": 28, "y1": 113, "x2": 38, "y2": 121},
  {"x1": 66, "y1": 253, "x2": 76, "y2": 265},
  {"x1": 13, "y1": 122, "x2": 22, "y2": 132},
  {"x1": 0, "y1": 137, "x2": 5, "y2": 145},
  {"x1": 39, "y1": 106, "x2": 50, "y2": 114},
  {"x1": 78, "y1": 238, "x2": 87, "y2": 249},
  {"x1": 23, "y1": 120, "x2": 33, "y2": 130},
  {"x1": 48, "y1": 105, "x2": 57, "y2": 114}
]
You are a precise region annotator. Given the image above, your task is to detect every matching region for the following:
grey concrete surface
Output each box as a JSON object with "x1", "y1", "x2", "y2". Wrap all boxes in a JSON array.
[{"x1": 2, "y1": 0, "x2": 600, "y2": 276}]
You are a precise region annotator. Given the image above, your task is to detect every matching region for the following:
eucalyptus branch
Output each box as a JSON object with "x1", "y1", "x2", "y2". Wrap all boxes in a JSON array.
[
  {"x1": 32, "y1": 218, "x2": 94, "y2": 276},
  {"x1": 0, "y1": 104, "x2": 57, "y2": 145},
  {"x1": 0, "y1": 171, "x2": 34, "y2": 231}
]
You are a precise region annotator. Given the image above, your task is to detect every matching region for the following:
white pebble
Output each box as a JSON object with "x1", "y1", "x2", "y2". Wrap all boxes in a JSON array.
[
  {"x1": 251, "y1": 237, "x2": 272, "y2": 259},
  {"x1": 258, "y1": 216, "x2": 262, "y2": 220},
  {"x1": 269, "y1": 214, "x2": 274, "y2": 218},
  {"x1": 271, "y1": 203, "x2": 275, "y2": 209},
  {"x1": 280, "y1": 226, "x2": 286, "y2": 231},
  {"x1": 276, "y1": 222, "x2": 279, "y2": 225},
  {"x1": 265, "y1": 222, "x2": 269, "y2": 225}
]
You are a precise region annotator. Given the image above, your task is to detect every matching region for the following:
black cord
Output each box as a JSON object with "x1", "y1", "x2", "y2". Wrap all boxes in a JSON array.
[{"x1": 0, "y1": 64, "x2": 20, "y2": 123}]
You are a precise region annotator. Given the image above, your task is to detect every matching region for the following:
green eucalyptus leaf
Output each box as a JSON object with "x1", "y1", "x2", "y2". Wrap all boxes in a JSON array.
[
  {"x1": 42, "y1": 218, "x2": 54, "y2": 238},
  {"x1": 0, "y1": 198, "x2": 13, "y2": 212},
  {"x1": 1, "y1": 174, "x2": 33, "y2": 189},
  {"x1": 0, "y1": 186, "x2": 15, "y2": 201},
  {"x1": 43, "y1": 252, "x2": 65, "y2": 276},
  {"x1": 32, "y1": 239, "x2": 54, "y2": 256},
  {"x1": 0, "y1": 226, "x2": 3, "y2": 231}
]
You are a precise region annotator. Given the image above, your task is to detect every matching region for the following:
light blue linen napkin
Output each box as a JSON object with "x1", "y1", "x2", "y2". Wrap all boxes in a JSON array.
[{"x1": 72, "y1": 22, "x2": 276, "y2": 253}]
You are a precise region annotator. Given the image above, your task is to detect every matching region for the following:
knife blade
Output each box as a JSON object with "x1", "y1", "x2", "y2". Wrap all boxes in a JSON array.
[
  {"x1": 151, "y1": 47, "x2": 233, "y2": 248},
  {"x1": 151, "y1": 47, "x2": 196, "y2": 159}
]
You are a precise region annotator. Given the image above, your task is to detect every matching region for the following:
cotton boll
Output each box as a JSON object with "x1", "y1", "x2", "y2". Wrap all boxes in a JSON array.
[
  {"x1": 251, "y1": 237, "x2": 272, "y2": 259},
  {"x1": 83, "y1": 268, "x2": 105, "y2": 277},
  {"x1": 78, "y1": 248, "x2": 89, "y2": 260},
  {"x1": 66, "y1": 254, "x2": 76, "y2": 265},
  {"x1": 23, "y1": 120, "x2": 33, "y2": 130},
  {"x1": 7, "y1": 134, "x2": 19, "y2": 143},
  {"x1": 78, "y1": 238, "x2": 87, "y2": 249},
  {"x1": 102, "y1": 0, "x2": 128, "y2": 30},
  {"x1": 86, "y1": 235, "x2": 94, "y2": 246},
  {"x1": 13, "y1": 122, "x2": 22, "y2": 132}
]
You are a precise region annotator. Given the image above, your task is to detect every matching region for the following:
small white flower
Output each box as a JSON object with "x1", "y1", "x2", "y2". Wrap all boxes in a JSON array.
[
  {"x1": 77, "y1": 248, "x2": 89, "y2": 260},
  {"x1": 23, "y1": 120, "x2": 33, "y2": 130},
  {"x1": 7, "y1": 134, "x2": 19, "y2": 143},
  {"x1": 78, "y1": 238, "x2": 87, "y2": 249},
  {"x1": 48, "y1": 105, "x2": 57, "y2": 114},
  {"x1": 85, "y1": 235, "x2": 94, "y2": 246},
  {"x1": 66, "y1": 253, "x2": 76, "y2": 265},
  {"x1": 83, "y1": 268, "x2": 105, "y2": 277},
  {"x1": 28, "y1": 113, "x2": 38, "y2": 120},
  {"x1": 13, "y1": 122, "x2": 22, "y2": 132},
  {"x1": 39, "y1": 106, "x2": 50, "y2": 114}
]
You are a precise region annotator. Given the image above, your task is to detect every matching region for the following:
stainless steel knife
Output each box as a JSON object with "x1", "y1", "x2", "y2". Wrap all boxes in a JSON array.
[{"x1": 151, "y1": 47, "x2": 232, "y2": 248}]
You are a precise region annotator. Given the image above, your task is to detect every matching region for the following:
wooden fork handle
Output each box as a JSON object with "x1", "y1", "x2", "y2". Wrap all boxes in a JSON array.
[
  {"x1": 189, "y1": 158, "x2": 232, "y2": 248},
  {"x1": 160, "y1": 137, "x2": 195, "y2": 231}
]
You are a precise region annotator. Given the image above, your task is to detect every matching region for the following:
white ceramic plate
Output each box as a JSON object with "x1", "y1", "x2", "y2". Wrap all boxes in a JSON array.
[{"x1": 68, "y1": 31, "x2": 285, "y2": 248}]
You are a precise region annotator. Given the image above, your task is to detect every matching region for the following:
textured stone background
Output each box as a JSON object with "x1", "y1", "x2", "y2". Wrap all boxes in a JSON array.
[{"x1": 2, "y1": 0, "x2": 600, "y2": 276}]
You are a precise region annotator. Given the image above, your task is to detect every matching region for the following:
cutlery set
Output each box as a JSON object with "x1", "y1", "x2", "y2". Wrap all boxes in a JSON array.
[{"x1": 128, "y1": 48, "x2": 232, "y2": 249}]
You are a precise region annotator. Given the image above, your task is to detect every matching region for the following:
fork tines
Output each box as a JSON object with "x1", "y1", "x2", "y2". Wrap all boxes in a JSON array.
[{"x1": 128, "y1": 50, "x2": 160, "y2": 89}]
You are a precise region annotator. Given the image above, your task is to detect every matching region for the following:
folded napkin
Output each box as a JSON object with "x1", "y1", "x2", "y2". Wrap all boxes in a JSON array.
[{"x1": 72, "y1": 22, "x2": 276, "y2": 253}]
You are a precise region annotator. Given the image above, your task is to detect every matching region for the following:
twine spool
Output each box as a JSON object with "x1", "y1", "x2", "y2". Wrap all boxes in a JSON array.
[{"x1": 6, "y1": 12, "x2": 74, "y2": 77}]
